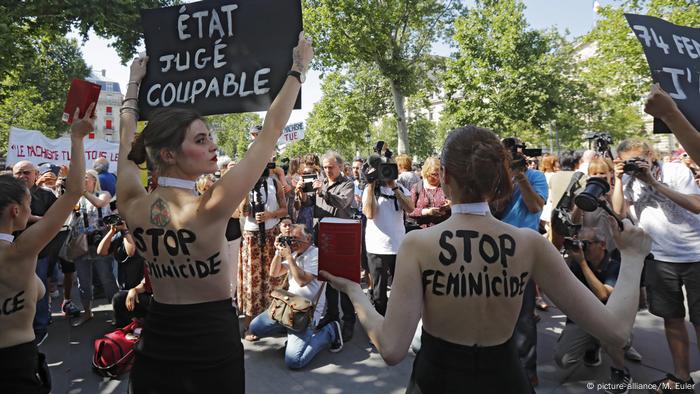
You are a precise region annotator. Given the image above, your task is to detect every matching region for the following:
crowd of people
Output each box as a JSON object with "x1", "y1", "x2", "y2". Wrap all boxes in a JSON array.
[{"x1": 1, "y1": 31, "x2": 700, "y2": 394}]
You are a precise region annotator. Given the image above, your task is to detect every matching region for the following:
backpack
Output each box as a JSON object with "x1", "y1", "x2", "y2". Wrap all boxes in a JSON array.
[{"x1": 92, "y1": 320, "x2": 141, "y2": 378}]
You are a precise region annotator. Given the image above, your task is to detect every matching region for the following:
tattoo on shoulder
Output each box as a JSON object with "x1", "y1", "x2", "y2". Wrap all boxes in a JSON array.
[{"x1": 150, "y1": 198, "x2": 171, "y2": 227}]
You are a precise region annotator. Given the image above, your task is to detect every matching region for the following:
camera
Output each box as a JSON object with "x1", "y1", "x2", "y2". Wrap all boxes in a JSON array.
[
  {"x1": 363, "y1": 141, "x2": 399, "y2": 183},
  {"x1": 102, "y1": 214, "x2": 124, "y2": 227},
  {"x1": 261, "y1": 162, "x2": 276, "y2": 178},
  {"x1": 622, "y1": 157, "x2": 646, "y2": 175},
  {"x1": 585, "y1": 132, "x2": 614, "y2": 158},
  {"x1": 575, "y1": 177, "x2": 610, "y2": 212},
  {"x1": 502, "y1": 138, "x2": 542, "y2": 171},
  {"x1": 563, "y1": 238, "x2": 583, "y2": 251},
  {"x1": 278, "y1": 236, "x2": 296, "y2": 247},
  {"x1": 301, "y1": 174, "x2": 317, "y2": 193}
]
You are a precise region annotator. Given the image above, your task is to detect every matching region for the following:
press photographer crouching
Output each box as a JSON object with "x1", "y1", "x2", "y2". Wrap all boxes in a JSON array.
[
  {"x1": 555, "y1": 226, "x2": 641, "y2": 393},
  {"x1": 362, "y1": 142, "x2": 415, "y2": 316},
  {"x1": 95, "y1": 215, "x2": 150, "y2": 327},
  {"x1": 248, "y1": 225, "x2": 343, "y2": 369}
]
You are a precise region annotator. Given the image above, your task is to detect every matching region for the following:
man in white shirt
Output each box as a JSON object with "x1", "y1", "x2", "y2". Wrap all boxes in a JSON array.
[
  {"x1": 248, "y1": 225, "x2": 343, "y2": 369},
  {"x1": 612, "y1": 138, "x2": 700, "y2": 392}
]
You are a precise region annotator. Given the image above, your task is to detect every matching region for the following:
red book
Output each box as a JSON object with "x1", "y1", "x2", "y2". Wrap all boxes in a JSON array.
[
  {"x1": 318, "y1": 218, "x2": 362, "y2": 283},
  {"x1": 62, "y1": 79, "x2": 101, "y2": 124}
]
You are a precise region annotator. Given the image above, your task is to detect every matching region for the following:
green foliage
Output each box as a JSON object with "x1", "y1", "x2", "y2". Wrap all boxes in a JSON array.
[
  {"x1": 0, "y1": 36, "x2": 91, "y2": 154},
  {"x1": 208, "y1": 112, "x2": 263, "y2": 160},
  {"x1": 303, "y1": 0, "x2": 461, "y2": 153},
  {"x1": 0, "y1": 0, "x2": 175, "y2": 79},
  {"x1": 286, "y1": 65, "x2": 392, "y2": 160}
]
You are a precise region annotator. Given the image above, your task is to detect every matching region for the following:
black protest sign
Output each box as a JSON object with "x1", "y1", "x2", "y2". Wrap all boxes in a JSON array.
[
  {"x1": 625, "y1": 14, "x2": 700, "y2": 134},
  {"x1": 138, "y1": 0, "x2": 302, "y2": 120}
]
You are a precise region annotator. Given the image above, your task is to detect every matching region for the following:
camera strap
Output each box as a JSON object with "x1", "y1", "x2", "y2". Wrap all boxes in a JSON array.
[{"x1": 379, "y1": 192, "x2": 399, "y2": 211}]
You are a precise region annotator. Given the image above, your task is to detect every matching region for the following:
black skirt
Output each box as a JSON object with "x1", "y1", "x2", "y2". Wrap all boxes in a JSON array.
[
  {"x1": 406, "y1": 330, "x2": 533, "y2": 394},
  {"x1": 0, "y1": 341, "x2": 51, "y2": 394},
  {"x1": 129, "y1": 298, "x2": 244, "y2": 394}
]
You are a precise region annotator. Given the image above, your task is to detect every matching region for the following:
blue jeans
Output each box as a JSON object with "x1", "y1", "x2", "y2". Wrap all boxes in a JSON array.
[
  {"x1": 75, "y1": 254, "x2": 118, "y2": 310},
  {"x1": 249, "y1": 311, "x2": 337, "y2": 369},
  {"x1": 33, "y1": 256, "x2": 50, "y2": 337}
]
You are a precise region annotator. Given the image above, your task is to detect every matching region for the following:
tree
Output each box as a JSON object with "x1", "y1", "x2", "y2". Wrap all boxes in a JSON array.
[
  {"x1": 0, "y1": 0, "x2": 175, "y2": 80},
  {"x1": 441, "y1": 0, "x2": 593, "y2": 149},
  {"x1": 285, "y1": 65, "x2": 392, "y2": 160},
  {"x1": 208, "y1": 113, "x2": 263, "y2": 160},
  {"x1": 0, "y1": 36, "x2": 91, "y2": 154},
  {"x1": 303, "y1": 0, "x2": 461, "y2": 154}
]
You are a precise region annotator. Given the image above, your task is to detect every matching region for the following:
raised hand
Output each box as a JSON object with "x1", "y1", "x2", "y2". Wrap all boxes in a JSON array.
[
  {"x1": 130, "y1": 56, "x2": 149, "y2": 83},
  {"x1": 70, "y1": 102, "x2": 96, "y2": 140},
  {"x1": 644, "y1": 83, "x2": 678, "y2": 121},
  {"x1": 610, "y1": 217, "x2": 652, "y2": 259},
  {"x1": 292, "y1": 31, "x2": 314, "y2": 74}
]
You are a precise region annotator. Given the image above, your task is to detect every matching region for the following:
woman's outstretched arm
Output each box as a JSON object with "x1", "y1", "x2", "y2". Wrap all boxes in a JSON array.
[{"x1": 200, "y1": 32, "x2": 314, "y2": 220}]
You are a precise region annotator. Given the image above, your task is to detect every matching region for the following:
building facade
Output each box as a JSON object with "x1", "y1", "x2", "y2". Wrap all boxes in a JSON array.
[{"x1": 86, "y1": 70, "x2": 123, "y2": 143}]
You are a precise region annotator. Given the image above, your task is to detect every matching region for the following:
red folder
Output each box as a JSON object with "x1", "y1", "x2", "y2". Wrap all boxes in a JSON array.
[
  {"x1": 318, "y1": 218, "x2": 362, "y2": 283},
  {"x1": 62, "y1": 79, "x2": 101, "y2": 124}
]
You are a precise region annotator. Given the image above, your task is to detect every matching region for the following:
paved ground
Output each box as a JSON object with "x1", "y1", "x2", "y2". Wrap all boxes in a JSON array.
[{"x1": 42, "y1": 292, "x2": 700, "y2": 394}]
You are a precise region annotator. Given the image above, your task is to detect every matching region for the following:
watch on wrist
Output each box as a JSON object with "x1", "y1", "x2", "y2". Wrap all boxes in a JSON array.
[{"x1": 287, "y1": 70, "x2": 305, "y2": 84}]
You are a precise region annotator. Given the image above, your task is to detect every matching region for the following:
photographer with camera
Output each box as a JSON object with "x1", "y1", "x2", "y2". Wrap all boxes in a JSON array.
[
  {"x1": 96, "y1": 215, "x2": 143, "y2": 292},
  {"x1": 70, "y1": 169, "x2": 118, "y2": 326},
  {"x1": 612, "y1": 138, "x2": 700, "y2": 391},
  {"x1": 298, "y1": 151, "x2": 356, "y2": 341},
  {"x1": 362, "y1": 143, "x2": 415, "y2": 317},
  {"x1": 555, "y1": 226, "x2": 641, "y2": 393},
  {"x1": 496, "y1": 137, "x2": 548, "y2": 387},
  {"x1": 248, "y1": 225, "x2": 343, "y2": 369}
]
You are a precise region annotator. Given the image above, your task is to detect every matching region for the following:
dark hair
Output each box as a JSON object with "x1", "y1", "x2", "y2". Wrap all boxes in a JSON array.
[
  {"x1": 440, "y1": 126, "x2": 512, "y2": 203},
  {"x1": 128, "y1": 108, "x2": 205, "y2": 170},
  {"x1": 559, "y1": 150, "x2": 580, "y2": 171},
  {"x1": 0, "y1": 175, "x2": 28, "y2": 213}
]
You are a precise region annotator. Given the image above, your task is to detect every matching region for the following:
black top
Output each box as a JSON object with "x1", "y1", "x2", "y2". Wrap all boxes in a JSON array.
[
  {"x1": 16, "y1": 186, "x2": 59, "y2": 258},
  {"x1": 225, "y1": 218, "x2": 242, "y2": 242},
  {"x1": 109, "y1": 232, "x2": 145, "y2": 289},
  {"x1": 566, "y1": 252, "x2": 620, "y2": 324}
]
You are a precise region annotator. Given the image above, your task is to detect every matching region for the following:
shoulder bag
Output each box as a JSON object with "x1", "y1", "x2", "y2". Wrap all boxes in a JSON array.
[{"x1": 267, "y1": 282, "x2": 326, "y2": 332}]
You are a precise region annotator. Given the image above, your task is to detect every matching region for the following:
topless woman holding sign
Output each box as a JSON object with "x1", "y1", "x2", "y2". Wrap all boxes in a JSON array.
[
  {"x1": 323, "y1": 126, "x2": 652, "y2": 394},
  {"x1": 0, "y1": 106, "x2": 92, "y2": 393},
  {"x1": 118, "y1": 34, "x2": 313, "y2": 393}
]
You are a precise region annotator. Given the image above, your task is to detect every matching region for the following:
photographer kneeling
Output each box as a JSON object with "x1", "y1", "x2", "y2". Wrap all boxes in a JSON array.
[
  {"x1": 248, "y1": 225, "x2": 343, "y2": 369},
  {"x1": 362, "y1": 148, "x2": 415, "y2": 315},
  {"x1": 555, "y1": 226, "x2": 638, "y2": 393}
]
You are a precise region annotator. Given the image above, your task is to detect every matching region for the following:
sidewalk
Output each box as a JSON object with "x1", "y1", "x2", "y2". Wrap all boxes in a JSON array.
[{"x1": 42, "y1": 294, "x2": 700, "y2": 393}]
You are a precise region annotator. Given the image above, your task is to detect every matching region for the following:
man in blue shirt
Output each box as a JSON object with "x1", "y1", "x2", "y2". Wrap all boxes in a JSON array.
[
  {"x1": 497, "y1": 138, "x2": 548, "y2": 387},
  {"x1": 93, "y1": 158, "x2": 116, "y2": 198}
]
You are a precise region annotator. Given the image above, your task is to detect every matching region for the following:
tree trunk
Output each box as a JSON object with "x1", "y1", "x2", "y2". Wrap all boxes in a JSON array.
[{"x1": 390, "y1": 80, "x2": 410, "y2": 155}]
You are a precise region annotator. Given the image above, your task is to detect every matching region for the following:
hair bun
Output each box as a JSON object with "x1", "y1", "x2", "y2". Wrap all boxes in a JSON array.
[{"x1": 128, "y1": 133, "x2": 148, "y2": 166}]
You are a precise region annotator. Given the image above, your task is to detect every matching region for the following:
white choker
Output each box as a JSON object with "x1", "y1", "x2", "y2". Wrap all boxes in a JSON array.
[
  {"x1": 158, "y1": 176, "x2": 197, "y2": 192},
  {"x1": 451, "y1": 202, "x2": 490, "y2": 216},
  {"x1": 0, "y1": 233, "x2": 15, "y2": 243}
]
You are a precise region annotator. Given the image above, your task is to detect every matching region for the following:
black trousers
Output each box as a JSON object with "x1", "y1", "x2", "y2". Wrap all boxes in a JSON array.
[
  {"x1": 112, "y1": 290, "x2": 152, "y2": 328},
  {"x1": 513, "y1": 280, "x2": 537, "y2": 380},
  {"x1": 324, "y1": 286, "x2": 356, "y2": 325},
  {"x1": 0, "y1": 342, "x2": 51, "y2": 394},
  {"x1": 367, "y1": 253, "x2": 397, "y2": 316}
]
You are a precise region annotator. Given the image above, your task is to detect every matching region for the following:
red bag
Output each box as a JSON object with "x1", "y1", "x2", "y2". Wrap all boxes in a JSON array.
[{"x1": 92, "y1": 320, "x2": 141, "y2": 378}]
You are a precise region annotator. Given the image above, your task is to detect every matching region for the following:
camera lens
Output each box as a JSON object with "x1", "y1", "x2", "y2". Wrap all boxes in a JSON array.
[{"x1": 574, "y1": 177, "x2": 610, "y2": 212}]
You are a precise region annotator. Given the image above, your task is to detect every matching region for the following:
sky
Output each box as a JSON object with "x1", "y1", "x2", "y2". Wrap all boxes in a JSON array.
[{"x1": 70, "y1": 0, "x2": 619, "y2": 125}]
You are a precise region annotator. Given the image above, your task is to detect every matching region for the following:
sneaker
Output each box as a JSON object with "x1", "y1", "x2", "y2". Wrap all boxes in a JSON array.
[
  {"x1": 329, "y1": 321, "x2": 344, "y2": 353},
  {"x1": 35, "y1": 330, "x2": 48, "y2": 347},
  {"x1": 62, "y1": 300, "x2": 81, "y2": 318},
  {"x1": 583, "y1": 346, "x2": 602, "y2": 367},
  {"x1": 535, "y1": 296, "x2": 549, "y2": 311},
  {"x1": 341, "y1": 322, "x2": 354, "y2": 342},
  {"x1": 605, "y1": 367, "x2": 631, "y2": 394},
  {"x1": 624, "y1": 346, "x2": 642, "y2": 362},
  {"x1": 649, "y1": 374, "x2": 695, "y2": 393}
]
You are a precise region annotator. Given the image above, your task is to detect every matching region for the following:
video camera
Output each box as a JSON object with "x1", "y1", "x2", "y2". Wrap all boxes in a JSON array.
[
  {"x1": 584, "y1": 132, "x2": 614, "y2": 159},
  {"x1": 502, "y1": 138, "x2": 542, "y2": 171},
  {"x1": 362, "y1": 141, "x2": 399, "y2": 183},
  {"x1": 574, "y1": 177, "x2": 624, "y2": 231}
]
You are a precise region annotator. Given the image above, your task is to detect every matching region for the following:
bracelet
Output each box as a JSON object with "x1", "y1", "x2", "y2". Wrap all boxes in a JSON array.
[
  {"x1": 121, "y1": 230, "x2": 130, "y2": 236},
  {"x1": 127, "y1": 81, "x2": 140, "y2": 87},
  {"x1": 121, "y1": 97, "x2": 138, "y2": 105},
  {"x1": 120, "y1": 106, "x2": 140, "y2": 114}
]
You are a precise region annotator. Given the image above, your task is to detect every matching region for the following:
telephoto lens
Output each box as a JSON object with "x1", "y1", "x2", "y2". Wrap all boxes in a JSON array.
[{"x1": 574, "y1": 177, "x2": 610, "y2": 212}]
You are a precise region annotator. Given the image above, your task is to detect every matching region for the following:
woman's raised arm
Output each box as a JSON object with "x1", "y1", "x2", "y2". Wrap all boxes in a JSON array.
[
  {"x1": 117, "y1": 57, "x2": 149, "y2": 210},
  {"x1": 200, "y1": 32, "x2": 314, "y2": 221},
  {"x1": 14, "y1": 105, "x2": 92, "y2": 259}
]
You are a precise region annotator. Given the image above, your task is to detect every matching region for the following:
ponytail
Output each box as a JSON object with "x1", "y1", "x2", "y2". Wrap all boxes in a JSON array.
[{"x1": 128, "y1": 132, "x2": 148, "y2": 168}]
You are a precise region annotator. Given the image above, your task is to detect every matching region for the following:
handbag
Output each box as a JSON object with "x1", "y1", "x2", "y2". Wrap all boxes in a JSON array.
[
  {"x1": 92, "y1": 320, "x2": 142, "y2": 378},
  {"x1": 58, "y1": 232, "x2": 88, "y2": 262},
  {"x1": 267, "y1": 282, "x2": 326, "y2": 332}
]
